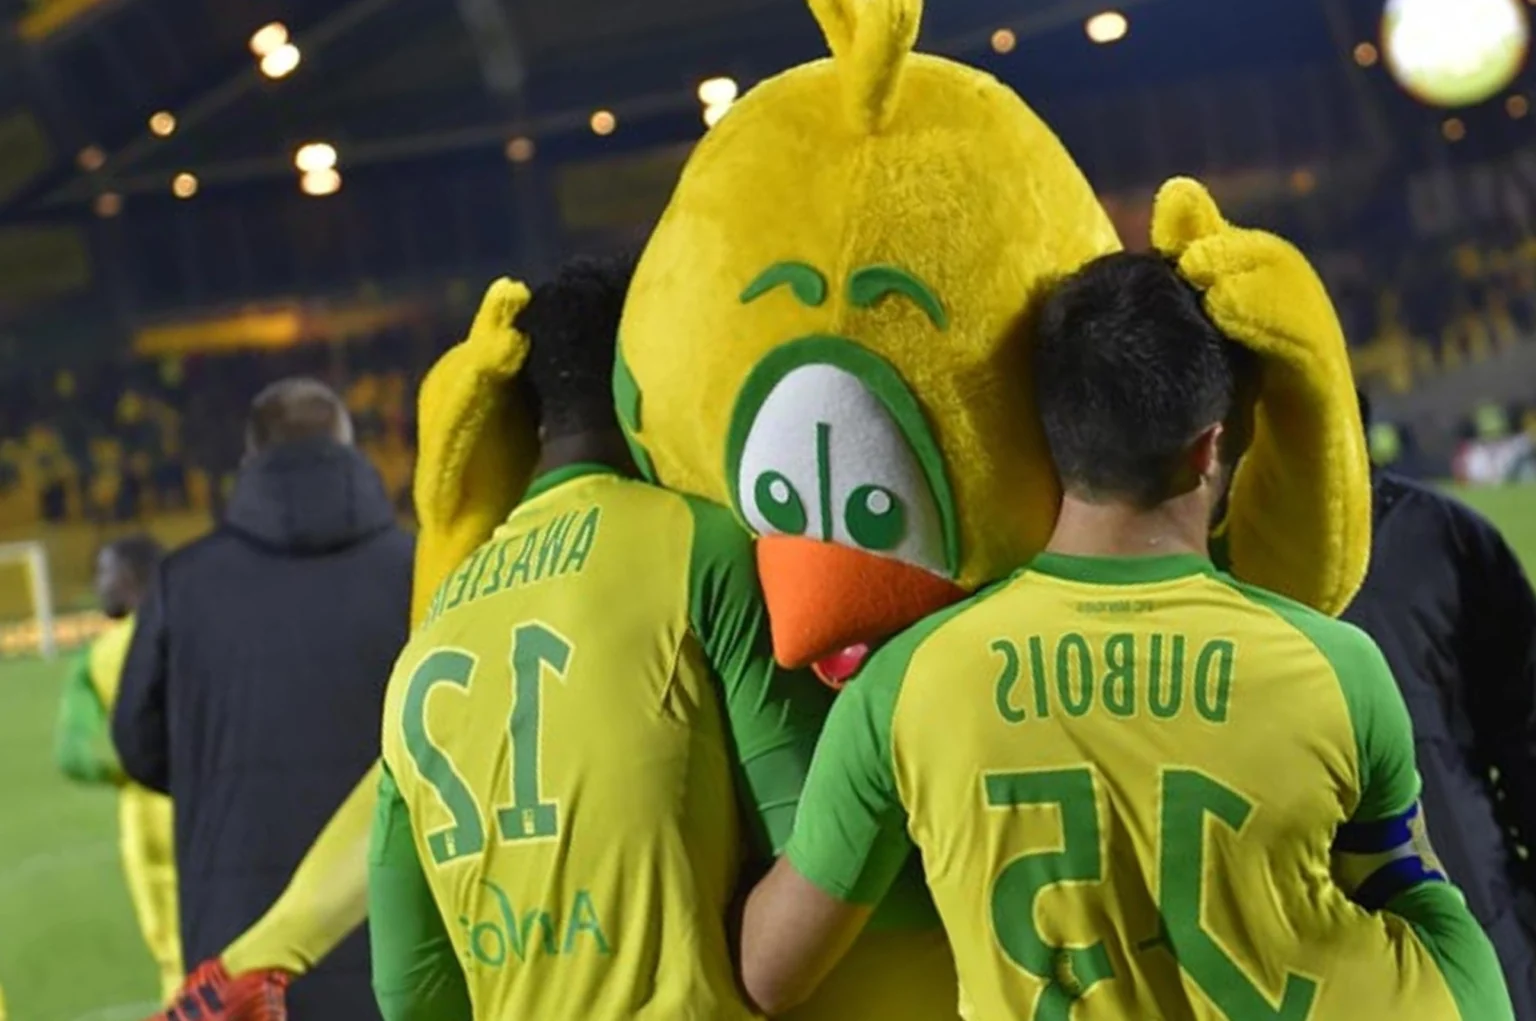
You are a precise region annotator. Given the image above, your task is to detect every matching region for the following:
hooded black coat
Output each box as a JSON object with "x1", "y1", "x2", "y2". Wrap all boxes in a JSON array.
[
  {"x1": 113, "y1": 439, "x2": 413, "y2": 1020},
  {"x1": 1343, "y1": 471, "x2": 1536, "y2": 1018}
]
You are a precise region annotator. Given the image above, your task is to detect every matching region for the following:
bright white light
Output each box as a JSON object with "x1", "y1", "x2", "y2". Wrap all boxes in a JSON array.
[
  {"x1": 703, "y1": 101, "x2": 731, "y2": 127},
  {"x1": 1382, "y1": 0, "x2": 1529, "y2": 107},
  {"x1": 300, "y1": 168, "x2": 342, "y2": 196},
  {"x1": 260, "y1": 43, "x2": 301, "y2": 79},
  {"x1": 1086, "y1": 11, "x2": 1129, "y2": 44},
  {"x1": 294, "y1": 142, "x2": 337, "y2": 173},
  {"x1": 249, "y1": 22, "x2": 289, "y2": 58},
  {"x1": 698, "y1": 77, "x2": 738, "y2": 107}
]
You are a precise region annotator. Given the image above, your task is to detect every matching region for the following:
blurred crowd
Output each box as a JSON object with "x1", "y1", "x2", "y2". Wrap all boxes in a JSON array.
[
  {"x1": 1331, "y1": 232, "x2": 1536, "y2": 393},
  {"x1": 5, "y1": 234, "x2": 1536, "y2": 534},
  {"x1": 0, "y1": 329, "x2": 431, "y2": 531}
]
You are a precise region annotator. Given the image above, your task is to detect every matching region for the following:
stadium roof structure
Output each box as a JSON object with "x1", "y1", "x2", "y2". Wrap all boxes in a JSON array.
[
  {"x1": 0, "y1": 0, "x2": 1526, "y2": 355},
  {"x1": 0, "y1": 0, "x2": 1375, "y2": 216}
]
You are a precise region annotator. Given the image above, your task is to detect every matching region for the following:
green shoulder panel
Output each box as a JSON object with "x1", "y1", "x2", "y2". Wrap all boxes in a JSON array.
[
  {"x1": 681, "y1": 493, "x2": 834, "y2": 855},
  {"x1": 785, "y1": 586, "x2": 994, "y2": 911},
  {"x1": 54, "y1": 651, "x2": 120, "y2": 785},
  {"x1": 1216, "y1": 574, "x2": 1419, "y2": 822}
]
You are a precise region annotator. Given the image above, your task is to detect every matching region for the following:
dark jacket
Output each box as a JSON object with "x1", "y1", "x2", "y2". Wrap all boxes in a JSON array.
[
  {"x1": 1343, "y1": 471, "x2": 1536, "y2": 1017},
  {"x1": 114, "y1": 439, "x2": 413, "y2": 1020}
]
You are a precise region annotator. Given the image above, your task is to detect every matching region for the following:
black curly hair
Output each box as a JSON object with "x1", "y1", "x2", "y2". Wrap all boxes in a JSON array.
[{"x1": 515, "y1": 253, "x2": 638, "y2": 440}]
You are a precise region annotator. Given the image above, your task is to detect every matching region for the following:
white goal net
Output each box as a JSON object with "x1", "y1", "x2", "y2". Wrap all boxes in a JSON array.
[{"x1": 0, "y1": 540, "x2": 57, "y2": 660}]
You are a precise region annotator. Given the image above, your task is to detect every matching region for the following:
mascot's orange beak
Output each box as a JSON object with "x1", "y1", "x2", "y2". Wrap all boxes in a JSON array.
[{"x1": 756, "y1": 535, "x2": 967, "y2": 688}]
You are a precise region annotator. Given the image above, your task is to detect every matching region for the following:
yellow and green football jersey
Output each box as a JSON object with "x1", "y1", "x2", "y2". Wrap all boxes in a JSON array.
[
  {"x1": 55, "y1": 619, "x2": 183, "y2": 1002},
  {"x1": 374, "y1": 464, "x2": 835, "y2": 1020},
  {"x1": 787, "y1": 552, "x2": 1513, "y2": 1021}
]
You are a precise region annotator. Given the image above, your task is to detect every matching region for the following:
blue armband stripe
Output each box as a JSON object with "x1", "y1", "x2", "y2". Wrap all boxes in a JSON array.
[
  {"x1": 1354, "y1": 855, "x2": 1445, "y2": 911},
  {"x1": 1335, "y1": 804, "x2": 1417, "y2": 854}
]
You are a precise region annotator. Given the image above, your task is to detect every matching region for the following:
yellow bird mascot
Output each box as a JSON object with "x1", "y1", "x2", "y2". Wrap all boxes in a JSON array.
[{"x1": 176, "y1": 0, "x2": 1370, "y2": 1017}]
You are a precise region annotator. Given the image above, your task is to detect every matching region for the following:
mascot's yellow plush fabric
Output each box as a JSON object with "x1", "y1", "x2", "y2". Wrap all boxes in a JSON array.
[
  {"x1": 617, "y1": 0, "x2": 1370, "y2": 684},
  {"x1": 217, "y1": 0, "x2": 1371, "y2": 1011}
]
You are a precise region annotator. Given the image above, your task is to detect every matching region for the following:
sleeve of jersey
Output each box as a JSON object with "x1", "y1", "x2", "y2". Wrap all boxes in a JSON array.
[
  {"x1": 368, "y1": 766, "x2": 472, "y2": 1021},
  {"x1": 1330, "y1": 629, "x2": 1442, "y2": 910},
  {"x1": 685, "y1": 496, "x2": 835, "y2": 856},
  {"x1": 54, "y1": 652, "x2": 122, "y2": 786},
  {"x1": 783, "y1": 655, "x2": 911, "y2": 907}
]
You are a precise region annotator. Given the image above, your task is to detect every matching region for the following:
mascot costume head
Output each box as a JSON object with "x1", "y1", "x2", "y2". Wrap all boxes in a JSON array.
[
  {"x1": 408, "y1": 0, "x2": 1370, "y2": 1016},
  {"x1": 611, "y1": 0, "x2": 1370, "y2": 681}
]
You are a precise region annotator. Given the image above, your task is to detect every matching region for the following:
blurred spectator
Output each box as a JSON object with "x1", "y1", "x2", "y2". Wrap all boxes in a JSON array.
[
  {"x1": 112, "y1": 378, "x2": 412, "y2": 1020},
  {"x1": 1345, "y1": 390, "x2": 1536, "y2": 1017}
]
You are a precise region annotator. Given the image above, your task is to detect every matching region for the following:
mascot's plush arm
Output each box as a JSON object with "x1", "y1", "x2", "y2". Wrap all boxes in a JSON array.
[
  {"x1": 1153, "y1": 178, "x2": 1371, "y2": 615},
  {"x1": 410, "y1": 278, "x2": 539, "y2": 621},
  {"x1": 174, "y1": 281, "x2": 541, "y2": 1002},
  {"x1": 222, "y1": 762, "x2": 380, "y2": 973}
]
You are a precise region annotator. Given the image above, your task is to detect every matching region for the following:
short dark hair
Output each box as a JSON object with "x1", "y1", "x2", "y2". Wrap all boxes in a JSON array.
[
  {"x1": 1033, "y1": 252, "x2": 1258, "y2": 507},
  {"x1": 104, "y1": 535, "x2": 163, "y2": 583},
  {"x1": 516, "y1": 253, "x2": 637, "y2": 440},
  {"x1": 246, "y1": 377, "x2": 352, "y2": 452}
]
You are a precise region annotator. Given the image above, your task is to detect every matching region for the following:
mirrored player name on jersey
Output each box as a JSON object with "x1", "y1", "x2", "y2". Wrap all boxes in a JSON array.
[
  {"x1": 459, "y1": 882, "x2": 611, "y2": 968},
  {"x1": 992, "y1": 632, "x2": 1235, "y2": 725},
  {"x1": 423, "y1": 506, "x2": 603, "y2": 626}
]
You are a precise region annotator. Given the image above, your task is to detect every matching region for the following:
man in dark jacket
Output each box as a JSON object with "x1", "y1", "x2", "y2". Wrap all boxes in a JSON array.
[
  {"x1": 114, "y1": 377, "x2": 412, "y2": 1021},
  {"x1": 1344, "y1": 391, "x2": 1536, "y2": 1017}
]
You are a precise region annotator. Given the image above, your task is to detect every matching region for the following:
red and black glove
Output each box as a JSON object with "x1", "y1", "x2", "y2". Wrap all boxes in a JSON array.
[{"x1": 151, "y1": 959, "x2": 290, "y2": 1021}]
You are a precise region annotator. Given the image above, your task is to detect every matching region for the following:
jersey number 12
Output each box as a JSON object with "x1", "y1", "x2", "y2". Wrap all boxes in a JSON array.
[{"x1": 401, "y1": 623, "x2": 572, "y2": 864}]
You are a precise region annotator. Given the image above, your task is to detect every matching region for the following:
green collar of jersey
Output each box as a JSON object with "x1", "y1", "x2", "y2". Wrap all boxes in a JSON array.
[
  {"x1": 1027, "y1": 552, "x2": 1215, "y2": 585},
  {"x1": 522, "y1": 462, "x2": 620, "y2": 503}
]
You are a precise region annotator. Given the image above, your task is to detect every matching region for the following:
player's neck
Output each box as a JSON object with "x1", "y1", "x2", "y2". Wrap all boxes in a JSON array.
[
  {"x1": 533, "y1": 432, "x2": 634, "y2": 480},
  {"x1": 1046, "y1": 493, "x2": 1212, "y2": 562}
]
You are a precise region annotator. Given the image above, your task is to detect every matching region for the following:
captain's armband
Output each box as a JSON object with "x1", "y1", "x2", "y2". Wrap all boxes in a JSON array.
[{"x1": 1332, "y1": 801, "x2": 1447, "y2": 910}]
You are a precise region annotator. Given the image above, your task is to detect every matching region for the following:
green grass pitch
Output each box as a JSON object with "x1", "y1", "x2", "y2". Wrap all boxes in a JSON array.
[
  {"x1": 1, "y1": 485, "x2": 1532, "y2": 1020},
  {"x1": 0, "y1": 659, "x2": 159, "y2": 1021}
]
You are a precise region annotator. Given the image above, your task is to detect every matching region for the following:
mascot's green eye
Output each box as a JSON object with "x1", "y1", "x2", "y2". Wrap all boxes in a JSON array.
[
  {"x1": 754, "y1": 471, "x2": 808, "y2": 536},
  {"x1": 845, "y1": 484, "x2": 905, "y2": 552}
]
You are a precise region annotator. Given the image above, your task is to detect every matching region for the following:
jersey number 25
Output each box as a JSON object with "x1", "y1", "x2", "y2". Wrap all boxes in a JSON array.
[{"x1": 987, "y1": 767, "x2": 1319, "y2": 1021}]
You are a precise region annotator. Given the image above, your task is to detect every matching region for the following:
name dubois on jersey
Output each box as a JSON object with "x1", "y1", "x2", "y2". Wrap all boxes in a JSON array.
[{"x1": 992, "y1": 632, "x2": 1234, "y2": 724}]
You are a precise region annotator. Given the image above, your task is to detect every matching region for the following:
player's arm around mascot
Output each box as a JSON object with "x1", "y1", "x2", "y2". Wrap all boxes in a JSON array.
[{"x1": 617, "y1": 0, "x2": 1370, "y2": 1017}]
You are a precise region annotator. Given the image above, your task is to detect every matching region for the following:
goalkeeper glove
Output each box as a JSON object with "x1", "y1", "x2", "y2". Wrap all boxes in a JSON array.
[{"x1": 153, "y1": 959, "x2": 290, "y2": 1021}]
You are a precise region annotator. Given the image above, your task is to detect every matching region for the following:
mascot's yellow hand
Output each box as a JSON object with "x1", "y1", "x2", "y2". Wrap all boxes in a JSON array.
[
  {"x1": 460, "y1": 277, "x2": 534, "y2": 379},
  {"x1": 1152, "y1": 177, "x2": 1347, "y2": 381},
  {"x1": 1150, "y1": 177, "x2": 1371, "y2": 617},
  {"x1": 411, "y1": 278, "x2": 537, "y2": 624}
]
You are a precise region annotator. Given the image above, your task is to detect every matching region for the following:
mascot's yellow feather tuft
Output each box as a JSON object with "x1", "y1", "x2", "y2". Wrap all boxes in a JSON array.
[{"x1": 808, "y1": 0, "x2": 920, "y2": 131}]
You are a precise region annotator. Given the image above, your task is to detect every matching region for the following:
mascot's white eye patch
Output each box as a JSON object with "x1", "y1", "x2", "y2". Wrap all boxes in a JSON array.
[{"x1": 736, "y1": 362, "x2": 947, "y2": 574}]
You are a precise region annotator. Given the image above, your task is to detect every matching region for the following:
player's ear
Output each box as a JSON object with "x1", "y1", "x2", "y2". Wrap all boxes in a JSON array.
[{"x1": 1190, "y1": 422, "x2": 1224, "y2": 485}]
